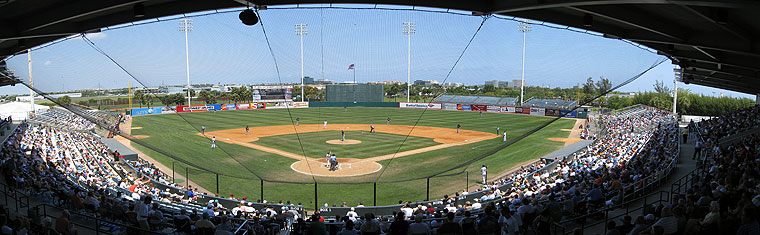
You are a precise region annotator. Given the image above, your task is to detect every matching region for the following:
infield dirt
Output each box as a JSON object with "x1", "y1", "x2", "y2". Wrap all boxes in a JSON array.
[{"x1": 199, "y1": 124, "x2": 499, "y2": 177}]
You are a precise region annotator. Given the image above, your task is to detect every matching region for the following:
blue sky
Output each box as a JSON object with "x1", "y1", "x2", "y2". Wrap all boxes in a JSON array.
[{"x1": 1, "y1": 6, "x2": 753, "y2": 99}]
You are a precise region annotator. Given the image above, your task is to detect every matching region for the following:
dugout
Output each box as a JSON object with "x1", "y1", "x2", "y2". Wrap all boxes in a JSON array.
[{"x1": 326, "y1": 84, "x2": 383, "y2": 102}]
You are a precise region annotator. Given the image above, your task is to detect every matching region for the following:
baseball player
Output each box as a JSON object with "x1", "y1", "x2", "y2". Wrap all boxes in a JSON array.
[
  {"x1": 324, "y1": 120, "x2": 328, "y2": 129},
  {"x1": 370, "y1": 125, "x2": 375, "y2": 133},
  {"x1": 201, "y1": 125, "x2": 206, "y2": 135},
  {"x1": 387, "y1": 117, "x2": 391, "y2": 125},
  {"x1": 479, "y1": 111, "x2": 482, "y2": 117},
  {"x1": 496, "y1": 127, "x2": 500, "y2": 135},
  {"x1": 330, "y1": 154, "x2": 337, "y2": 171},
  {"x1": 457, "y1": 123, "x2": 461, "y2": 133},
  {"x1": 296, "y1": 117, "x2": 300, "y2": 126},
  {"x1": 503, "y1": 131, "x2": 507, "y2": 142},
  {"x1": 325, "y1": 152, "x2": 331, "y2": 168},
  {"x1": 480, "y1": 165, "x2": 487, "y2": 184},
  {"x1": 211, "y1": 136, "x2": 216, "y2": 149},
  {"x1": 341, "y1": 130, "x2": 345, "y2": 141},
  {"x1": 245, "y1": 125, "x2": 250, "y2": 135}
]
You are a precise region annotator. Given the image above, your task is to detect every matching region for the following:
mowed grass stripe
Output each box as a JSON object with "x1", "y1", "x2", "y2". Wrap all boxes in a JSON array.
[{"x1": 131, "y1": 107, "x2": 575, "y2": 207}]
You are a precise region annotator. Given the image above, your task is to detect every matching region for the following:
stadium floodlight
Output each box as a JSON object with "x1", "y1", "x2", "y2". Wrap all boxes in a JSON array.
[
  {"x1": 403, "y1": 22, "x2": 415, "y2": 102},
  {"x1": 179, "y1": 18, "x2": 193, "y2": 106},
  {"x1": 296, "y1": 24, "x2": 308, "y2": 102},
  {"x1": 673, "y1": 66, "x2": 682, "y2": 115},
  {"x1": 518, "y1": 19, "x2": 531, "y2": 106}
]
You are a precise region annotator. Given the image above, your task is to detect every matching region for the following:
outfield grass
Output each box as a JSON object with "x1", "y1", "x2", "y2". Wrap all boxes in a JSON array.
[
  {"x1": 130, "y1": 107, "x2": 574, "y2": 208},
  {"x1": 254, "y1": 131, "x2": 438, "y2": 159}
]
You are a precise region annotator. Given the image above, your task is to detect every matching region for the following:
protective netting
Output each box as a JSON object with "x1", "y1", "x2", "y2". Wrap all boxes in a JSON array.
[{"x1": 2, "y1": 6, "x2": 667, "y2": 207}]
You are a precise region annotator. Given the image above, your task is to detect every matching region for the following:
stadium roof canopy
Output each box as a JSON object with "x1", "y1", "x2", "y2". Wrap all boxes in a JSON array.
[{"x1": 1, "y1": 0, "x2": 759, "y2": 94}]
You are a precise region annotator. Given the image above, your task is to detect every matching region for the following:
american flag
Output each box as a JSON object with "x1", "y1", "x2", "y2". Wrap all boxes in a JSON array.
[{"x1": 348, "y1": 64, "x2": 355, "y2": 70}]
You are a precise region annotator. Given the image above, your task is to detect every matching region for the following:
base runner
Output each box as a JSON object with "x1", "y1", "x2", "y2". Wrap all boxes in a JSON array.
[{"x1": 370, "y1": 125, "x2": 375, "y2": 133}]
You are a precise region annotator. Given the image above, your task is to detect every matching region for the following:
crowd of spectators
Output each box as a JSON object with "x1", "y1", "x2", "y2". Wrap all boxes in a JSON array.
[
  {"x1": 0, "y1": 111, "x2": 302, "y2": 234},
  {"x1": 291, "y1": 106, "x2": 679, "y2": 234},
  {"x1": 0, "y1": 104, "x2": 691, "y2": 234}
]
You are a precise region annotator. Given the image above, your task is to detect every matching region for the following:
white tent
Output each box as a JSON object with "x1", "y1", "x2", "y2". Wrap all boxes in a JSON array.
[{"x1": 0, "y1": 102, "x2": 50, "y2": 121}]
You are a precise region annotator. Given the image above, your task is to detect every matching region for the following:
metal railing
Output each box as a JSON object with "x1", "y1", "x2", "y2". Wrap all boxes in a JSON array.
[{"x1": 552, "y1": 190, "x2": 670, "y2": 235}]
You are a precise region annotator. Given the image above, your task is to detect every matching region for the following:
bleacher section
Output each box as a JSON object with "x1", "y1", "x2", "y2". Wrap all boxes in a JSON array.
[
  {"x1": 523, "y1": 98, "x2": 578, "y2": 110},
  {"x1": 434, "y1": 95, "x2": 518, "y2": 106}
]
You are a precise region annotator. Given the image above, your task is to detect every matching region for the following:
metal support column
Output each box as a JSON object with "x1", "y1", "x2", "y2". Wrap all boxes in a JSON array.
[
  {"x1": 426, "y1": 177, "x2": 430, "y2": 201},
  {"x1": 373, "y1": 182, "x2": 377, "y2": 206}
]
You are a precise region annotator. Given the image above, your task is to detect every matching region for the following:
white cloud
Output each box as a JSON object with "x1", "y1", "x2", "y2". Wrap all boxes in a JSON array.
[{"x1": 44, "y1": 60, "x2": 51, "y2": 66}]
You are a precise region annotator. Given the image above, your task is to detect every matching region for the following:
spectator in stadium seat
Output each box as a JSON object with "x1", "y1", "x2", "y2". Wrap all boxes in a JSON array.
[
  {"x1": 437, "y1": 212, "x2": 462, "y2": 235},
  {"x1": 409, "y1": 214, "x2": 431, "y2": 235},
  {"x1": 650, "y1": 207, "x2": 678, "y2": 235},
  {"x1": 478, "y1": 207, "x2": 499, "y2": 234},
  {"x1": 308, "y1": 213, "x2": 327, "y2": 235},
  {"x1": 338, "y1": 220, "x2": 359, "y2": 235},
  {"x1": 389, "y1": 212, "x2": 409, "y2": 235},
  {"x1": 195, "y1": 213, "x2": 216, "y2": 230},
  {"x1": 55, "y1": 210, "x2": 73, "y2": 235}
]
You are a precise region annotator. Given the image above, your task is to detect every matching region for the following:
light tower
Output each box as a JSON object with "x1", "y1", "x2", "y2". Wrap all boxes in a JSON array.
[
  {"x1": 295, "y1": 23, "x2": 308, "y2": 102},
  {"x1": 28, "y1": 49, "x2": 34, "y2": 114},
  {"x1": 403, "y1": 22, "x2": 415, "y2": 102},
  {"x1": 673, "y1": 66, "x2": 682, "y2": 115},
  {"x1": 179, "y1": 18, "x2": 193, "y2": 106},
  {"x1": 518, "y1": 19, "x2": 531, "y2": 106}
]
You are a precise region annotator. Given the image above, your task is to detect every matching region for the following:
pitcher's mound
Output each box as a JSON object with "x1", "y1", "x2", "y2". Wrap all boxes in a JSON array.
[{"x1": 326, "y1": 139, "x2": 361, "y2": 145}]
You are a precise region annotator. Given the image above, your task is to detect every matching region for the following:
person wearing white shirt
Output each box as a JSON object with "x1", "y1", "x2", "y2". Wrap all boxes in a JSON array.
[
  {"x1": 471, "y1": 199, "x2": 482, "y2": 210},
  {"x1": 134, "y1": 195, "x2": 151, "y2": 230},
  {"x1": 481, "y1": 165, "x2": 488, "y2": 184},
  {"x1": 346, "y1": 207, "x2": 359, "y2": 222}
]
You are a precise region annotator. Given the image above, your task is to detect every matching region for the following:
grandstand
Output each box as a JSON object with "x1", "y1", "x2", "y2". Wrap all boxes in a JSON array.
[
  {"x1": 523, "y1": 98, "x2": 578, "y2": 110},
  {"x1": 434, "y1": 95, "x2": 518, "y2": 106},
  {"x1": 0, "y1": 1, "x2": 759, "y2": 235}
]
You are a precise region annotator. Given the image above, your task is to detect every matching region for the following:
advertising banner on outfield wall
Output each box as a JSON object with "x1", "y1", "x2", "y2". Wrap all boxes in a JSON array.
[
  {"x1": 471, "y1": 105, "x2": 487, "y2": 112},
  {"x1": 131, "y1": 107, "x2": 162, "y2": 116},
  {"x1": 177, "y1": 104, "x2": 221, "y2": 112},
  {"x1": 399, "y1": 102, "x2": 442, "y2": 109},
  {"x1": 521, "y1": 107, "x2": 531, "y2": 114},
  {"x1": 530, "y1": 108, "x2": 546, "y2": 116},
  {"x1": 487, "y1": 106, "x2": 501, "y2": 112},
  {"x1": 236, "y1": 103, "x2": 252, "y2": 110},
  {"x1": 501, "y1": 106, "x2": 516, "y2": 113},
  {"x1": 456, "y1": 104, "x2": 472, "y2": 111},
  {"x1": 443, "y1": 103, "x2": 457, "y2": 111},
  {"x1": 560, "y1": 110, "x2": 578, "y2": 118},
  {"x1": 292, "y1": 102, "x2": 309, "y2": 108},
  {"x1": 222, "y1": 103, "x2": 237, "y2": 110}
]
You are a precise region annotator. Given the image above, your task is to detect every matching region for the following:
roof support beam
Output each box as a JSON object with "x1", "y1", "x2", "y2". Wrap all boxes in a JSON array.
[
  {"x1": 566, "y1": 5, "x2": 685, "y2": 41},
  {"x1": 489, "y1": 0, "x2": 760, "y2": 15},
  {"x1": 677, "y1": 4, "x2": 753, "y2": 42}
]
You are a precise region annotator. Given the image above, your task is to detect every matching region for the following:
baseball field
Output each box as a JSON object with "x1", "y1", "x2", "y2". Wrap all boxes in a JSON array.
[{"x1": 127, "y1": 107, "x2": 577, "y2": 208}]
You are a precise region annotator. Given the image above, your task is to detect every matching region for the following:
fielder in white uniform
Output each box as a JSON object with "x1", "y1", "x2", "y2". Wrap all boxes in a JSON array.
[
  {"x1": 481, "y1": 165, "x2": 487, "y2": 184},
  {"x1": 503, "y1": 131, "x2": 507, "y2": 142},
  {"x1": 211, "y1": 136, "x2": 216, "y2": 149},
  {"x1": 324, "y1": 120, "x2": 328, "y2": 129}
]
